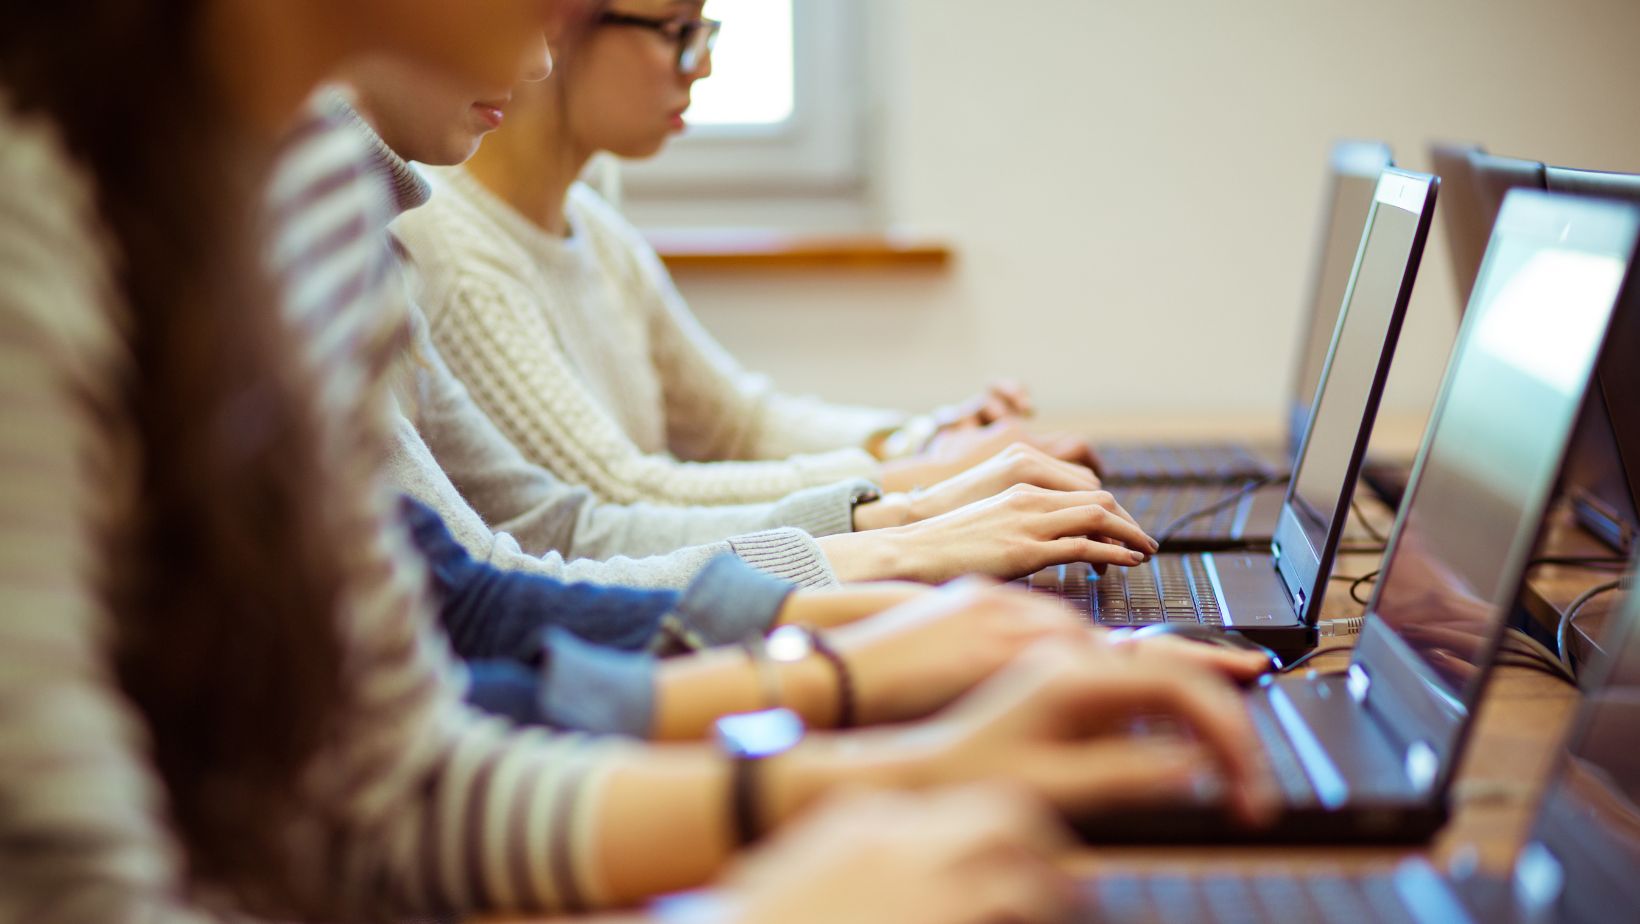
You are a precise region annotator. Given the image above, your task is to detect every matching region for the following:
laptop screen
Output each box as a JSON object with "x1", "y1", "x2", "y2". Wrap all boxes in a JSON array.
[
  {"x1": 1354, "y1": 192, "x2": 1639, "y2": 768},
  {"x1": 1517, "y1": 576, "x2": 1640, "y2": 921},
  {"x1": 1271, "y1": 170, "x2": 1433, "y2": 614},
  {"x1": 1286, "y1": 142, "x2": 1394, "y2": 459}
]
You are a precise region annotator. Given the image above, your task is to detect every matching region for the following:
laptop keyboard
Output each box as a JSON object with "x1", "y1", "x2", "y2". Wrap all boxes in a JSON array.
[
  {"x1": 1083, "y1": 868, "x2": 1413, "y2": 924},
  {"x1": 1120, "y1": 483, "x2": 1255, "y2": 541},
  {"x1": 1099, "y1": 443, "x2": 1273, "y2": 484},
  {"x1": 1025, "y1": 559, "x2": 1224, "y2": 627}
]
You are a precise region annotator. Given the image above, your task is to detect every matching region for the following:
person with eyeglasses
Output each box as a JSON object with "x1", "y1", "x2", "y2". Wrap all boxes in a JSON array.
[{"x1": 391, "y1": 0, "x2": 1106, "y2": 529}]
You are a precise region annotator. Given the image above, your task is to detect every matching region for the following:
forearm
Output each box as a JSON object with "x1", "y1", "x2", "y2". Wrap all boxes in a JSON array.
[
  {"x1": 589, "y1": 734, "x2": 926, "y2": 905},
  {"x1": 773, "y1": 584, "x2": 927, "y2": 630},
  {"x1": 653, "y1": 648, "x2": 837, "y2": 741}
]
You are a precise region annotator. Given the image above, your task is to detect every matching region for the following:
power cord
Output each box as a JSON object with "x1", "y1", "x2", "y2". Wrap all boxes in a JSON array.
[
  {"x1": 1349, "y1": 495, "x2": 1389, "y2": 545},
  {"x1": 1556, "y1": 578, "x2": 1626, "y2": 674},
  {"x1": 1498, "y1": 628, "x2": 1578, "y2": 686},
  {"x1": 1153, "y1": 475, "x2": 1292, "y2": 545}
]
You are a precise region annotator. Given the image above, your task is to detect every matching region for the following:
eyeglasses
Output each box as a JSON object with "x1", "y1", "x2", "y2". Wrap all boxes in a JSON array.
[{"x1": 599, "y1": 11, "x2": 723, "y2": 75}]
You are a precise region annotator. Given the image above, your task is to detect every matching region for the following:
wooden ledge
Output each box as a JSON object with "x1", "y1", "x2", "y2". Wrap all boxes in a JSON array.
[{"x1": 646, "y1": 228, "x2": 953, "y2": 272}]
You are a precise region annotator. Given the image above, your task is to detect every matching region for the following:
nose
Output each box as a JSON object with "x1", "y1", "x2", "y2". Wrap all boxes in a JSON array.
[
  {"x1": 522, "y1": 32, "x2": 554, "y2": 82},
  {"x1": 686, "y1": 46, "x2": 714, "y2": 83}
]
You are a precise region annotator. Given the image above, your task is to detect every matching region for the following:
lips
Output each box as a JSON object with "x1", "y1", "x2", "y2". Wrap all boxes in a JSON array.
[{"x1": 472, "y1": 101, "x2": 508, "y2": 130}]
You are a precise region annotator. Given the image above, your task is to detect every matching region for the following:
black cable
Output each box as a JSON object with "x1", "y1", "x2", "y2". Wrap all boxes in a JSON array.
[
  {"x1": 1350, "y1": 495, "x2": 1389, "y2": 545},
  {"x1": 1348, "y1": 570, "x2": 1380, "y2": 606},
  {"x1": 1277, "y1": 647, "x2": 1327, "y2": 673},
  {"x1": 1526, "y1": 555, "x2": 1628, "y2": 571},
  {"x1": 1498, "y1": 629, "x2": 1578, "y2": 685},
  {"x1": 1153, "y1": 475, "x2": 1291, "y2": 545},
  {"x1": 1492, "y1": 654, "x2": 1581, "y2": 686},
  {"x1": 1557, "y1": 579, "x2": 1625, "y2": 674}
]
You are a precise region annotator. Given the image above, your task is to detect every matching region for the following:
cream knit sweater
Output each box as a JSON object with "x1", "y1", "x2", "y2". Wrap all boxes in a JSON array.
[{"x1": 393, "y1": 167, "x2": 909, "y2": 507}]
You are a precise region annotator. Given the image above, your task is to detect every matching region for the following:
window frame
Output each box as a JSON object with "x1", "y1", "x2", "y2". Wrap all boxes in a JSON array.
[{"x1": 618, "y1": 0, "x2": 868, "y2": 199}]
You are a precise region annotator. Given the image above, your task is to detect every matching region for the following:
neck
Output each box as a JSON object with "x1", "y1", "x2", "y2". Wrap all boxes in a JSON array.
[
  {"x1": 203, "y1": 1, "x2": 348, "y2": 136},
  {"x1": 466, "y1": 109, "x2": 594, "y2": 237}
]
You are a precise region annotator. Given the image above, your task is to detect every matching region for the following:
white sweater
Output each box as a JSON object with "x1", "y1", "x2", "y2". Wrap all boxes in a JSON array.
[{"x1": 393, "y1": 167, "x2": 909, "y2": 507}]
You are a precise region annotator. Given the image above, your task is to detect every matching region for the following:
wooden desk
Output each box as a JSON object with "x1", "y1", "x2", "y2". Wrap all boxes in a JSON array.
[{"x1": 1067, "y1": 542, "x2": 1584, "y2": 880}]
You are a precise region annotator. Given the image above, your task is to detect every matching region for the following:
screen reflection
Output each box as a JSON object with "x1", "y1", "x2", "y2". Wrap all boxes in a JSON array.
[
  {"x1": 1372, "y1": 237, "x2": 1628, "y2": 705},
  {"x1": 1287, "y1": 200, "x2": 1419, "y2": 560}
]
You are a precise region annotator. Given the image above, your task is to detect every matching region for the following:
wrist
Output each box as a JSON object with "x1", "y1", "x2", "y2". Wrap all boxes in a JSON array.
[
  {"x1": 761, "y1": 728, "x2": 935, "y2": 826},
  {"x1": 816, "y1": 529, "x2": 923, "y2": 583},
  {"x1": 776, "y1": 654, "x2": 840, "y2": 729},
  {"x1": 851, "y1": 492, "x2": 915, "y2": 531}
]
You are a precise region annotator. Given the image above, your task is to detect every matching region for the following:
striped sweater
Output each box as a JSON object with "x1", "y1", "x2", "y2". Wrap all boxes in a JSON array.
[
  {"x1": 0, "y1": 89, "x2": 623, "y2": 922},
  {"x1": 394, "y1": 166, "x2": 909, "y2": 507}
]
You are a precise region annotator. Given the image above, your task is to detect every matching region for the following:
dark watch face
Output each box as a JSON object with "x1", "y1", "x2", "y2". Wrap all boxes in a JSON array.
[{"x1": 716, "y1": 708, "x2": 805, "y2": 759}]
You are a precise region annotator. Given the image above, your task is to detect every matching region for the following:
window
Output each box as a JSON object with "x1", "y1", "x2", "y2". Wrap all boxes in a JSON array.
[
  {"x1": 684, "y1": 0, "x2": 795, "y2": 127},
  {"x1": 619, "y1": 0, "x2": 867, "y2": 199}
]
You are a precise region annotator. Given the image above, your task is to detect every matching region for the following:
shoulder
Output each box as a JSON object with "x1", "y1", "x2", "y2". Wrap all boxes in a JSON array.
[
  {"x1": 0, "y1": 91, "x2": 125, "y2": 365},
  {"x1": 565, "y1": 182, "x2": 678, "y2": 303},
  {"x1": 394, "y1": 168, "x2": 543, "y2": 316}
]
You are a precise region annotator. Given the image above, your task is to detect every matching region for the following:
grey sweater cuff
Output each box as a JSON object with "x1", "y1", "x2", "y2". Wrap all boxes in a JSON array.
[
  {"x1": 665, "y1": 554, "x2": 799, "y2": 648},
  {"x1": 539, "y1": 628, "x2": 657, "y2": 736},
  {"x1": 726, "y1": 528, "x2": 840, "y2": 589},
  {"x1": 769, "y1": 478, "x2": 879, "y2": 538}
]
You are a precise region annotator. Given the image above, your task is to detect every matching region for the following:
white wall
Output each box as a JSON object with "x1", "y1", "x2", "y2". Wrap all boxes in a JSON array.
[{"x1": 648, "y1": 0, "x2": 1640, "y2": 435}]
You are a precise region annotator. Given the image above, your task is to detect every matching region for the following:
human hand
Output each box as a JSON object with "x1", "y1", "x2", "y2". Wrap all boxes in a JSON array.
[
  {"x1": 906, "y1": 641, "x2": 1277, "y2": 826},
  {"x1": 822, "y1": 485, "x2": 1159, "y2": 584},
  {"x1": 830, "y1": 579, "x2": 1088, "y2": 725},
  {"x1": 720, "y1": 786, "x2": 1075, "y2": 924},
  {"x1": 882, "y1": 419, "x2": 1104, "y2": 492},
  {"x1": 903, "y1": 442, "x2": 1104, "y2": 523},
  {"x1": 1102, "y1": 630, "x2": 1275, "y2": 685},
  {"x1": 934, "y1": 378, "x2": 1037, "y2": 429}
]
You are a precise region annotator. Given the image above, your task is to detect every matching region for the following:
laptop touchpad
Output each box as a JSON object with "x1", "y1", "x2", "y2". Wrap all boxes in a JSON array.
[{"x1": 1208, "y1": 553, "x2": 1304, "y2": 628}]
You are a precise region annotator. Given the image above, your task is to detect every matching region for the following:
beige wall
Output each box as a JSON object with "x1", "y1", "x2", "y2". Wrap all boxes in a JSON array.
[{"x1": 652, "y1": 0, "x2": 1640, "y2": 436}]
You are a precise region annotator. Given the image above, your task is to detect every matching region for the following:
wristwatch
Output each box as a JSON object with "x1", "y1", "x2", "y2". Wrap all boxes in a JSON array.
[
  {"x1": 766, "y1": 624, "x2": 857, "y2": 728},
  {"x1": 715, "y1": 708, "x2": 806, "y2": 846}
]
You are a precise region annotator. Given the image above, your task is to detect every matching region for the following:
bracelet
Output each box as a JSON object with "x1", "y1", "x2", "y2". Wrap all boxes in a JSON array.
[{"x1": 808, "y1": 630, "x2": 857, "y2": 729}]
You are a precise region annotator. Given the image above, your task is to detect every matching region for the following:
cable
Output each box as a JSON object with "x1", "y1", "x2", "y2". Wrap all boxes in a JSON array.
[
  {"x1": 1498, "y1": 628, "x2": 1578, "y2": 686},
  {"x1": 1153, "y1": 475, "x2": 1291, "y2": 545},
  {"x1": 1556, "y1": 578, "x2": 1625, "y2": 674},
  {"x1": 1526, "y1": 555, "x2": 1628, "y2": 571},
  {"x1": 1349, "y1": 496, "x2": 1389, "y2": 545},
  {"x1": 1319, "y1": 615, "x2": 1365, "y2": 637},
  {"x1": 1336, "y1": 543, "x2": 1388, "y2": 555},
  {"x1": 1348, "y1": 570, "x2": 1380, "y2": 606},
  {"x1": 1277, "y1": 647, "x2": 1329, "y2": 673}
]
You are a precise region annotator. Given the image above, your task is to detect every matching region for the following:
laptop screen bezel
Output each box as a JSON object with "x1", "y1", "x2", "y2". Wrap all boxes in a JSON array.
[
  {"x1": 1269, "y1": 168, "x2": 1438, "y2": 626},
  {"x1": 1284, "y1": 141, "x2": 1396, "y2": 461},
  {"x1": 1350, "y1": 191, "x2": 1640, "y2": 790}
]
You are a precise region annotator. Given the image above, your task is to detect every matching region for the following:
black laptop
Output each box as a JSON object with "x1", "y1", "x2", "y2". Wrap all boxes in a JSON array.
[
  {"x1": 1031, "y1": 169, "x2": 1436, "y2": 657},
  {"x1": 1100, "y1": 140, "x2": 1392, "y2": 494},
  {"x1": 1081, "y1": 545, "x2": 1640, "y2": 923},
  {"x1": 1074, "y1": 191, "x2": 1640, "y2": 846}
]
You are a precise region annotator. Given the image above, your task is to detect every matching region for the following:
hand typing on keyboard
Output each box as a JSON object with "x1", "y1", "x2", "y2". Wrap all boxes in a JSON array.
[{"x1": 820, "y1": 484, "x2": 1159, "y2": 583}]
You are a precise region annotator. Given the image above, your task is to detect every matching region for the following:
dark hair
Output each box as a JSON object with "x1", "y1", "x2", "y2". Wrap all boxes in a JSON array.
[{"x1": 0, "y1": 0, "x2": 350, "y2": 908}]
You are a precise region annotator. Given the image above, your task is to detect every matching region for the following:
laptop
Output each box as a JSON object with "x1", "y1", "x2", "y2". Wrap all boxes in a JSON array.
[
  {"x1": 1098, "y1": 140, "x2": 1393, "y2": 490},
  {"x1": 1073, "y1": 190, "x2": 1640, "y2": 845},
  {"x1": 1079, "y1": 547, "x2": 1640, "y2": 923},
  {"x1": 1031, "y1": 169, "x2": 1436, "y2": 656},
  {"x1": 1433, "y1": 157, "x2": 1640, "y2": 552}
]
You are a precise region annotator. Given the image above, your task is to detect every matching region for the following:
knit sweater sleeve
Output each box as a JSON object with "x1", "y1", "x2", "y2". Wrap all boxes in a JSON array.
[
  {"x1": 387, "y1": 396, "x2": 843, "y2": 590},
  {"x1": 426, "y1": 257, "x2": 885, "y2": 505},
  {"x1": 572, "y1": 186, "x2": 911, "y2": 464},
  {"x1": 401, "y1": 306, "x2": 866, "y2": 573}
]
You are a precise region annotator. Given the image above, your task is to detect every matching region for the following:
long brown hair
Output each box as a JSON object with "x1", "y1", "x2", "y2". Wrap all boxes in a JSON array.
[{"x1": 0, "y1": 0, "x2": 350, "y2": 906}]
